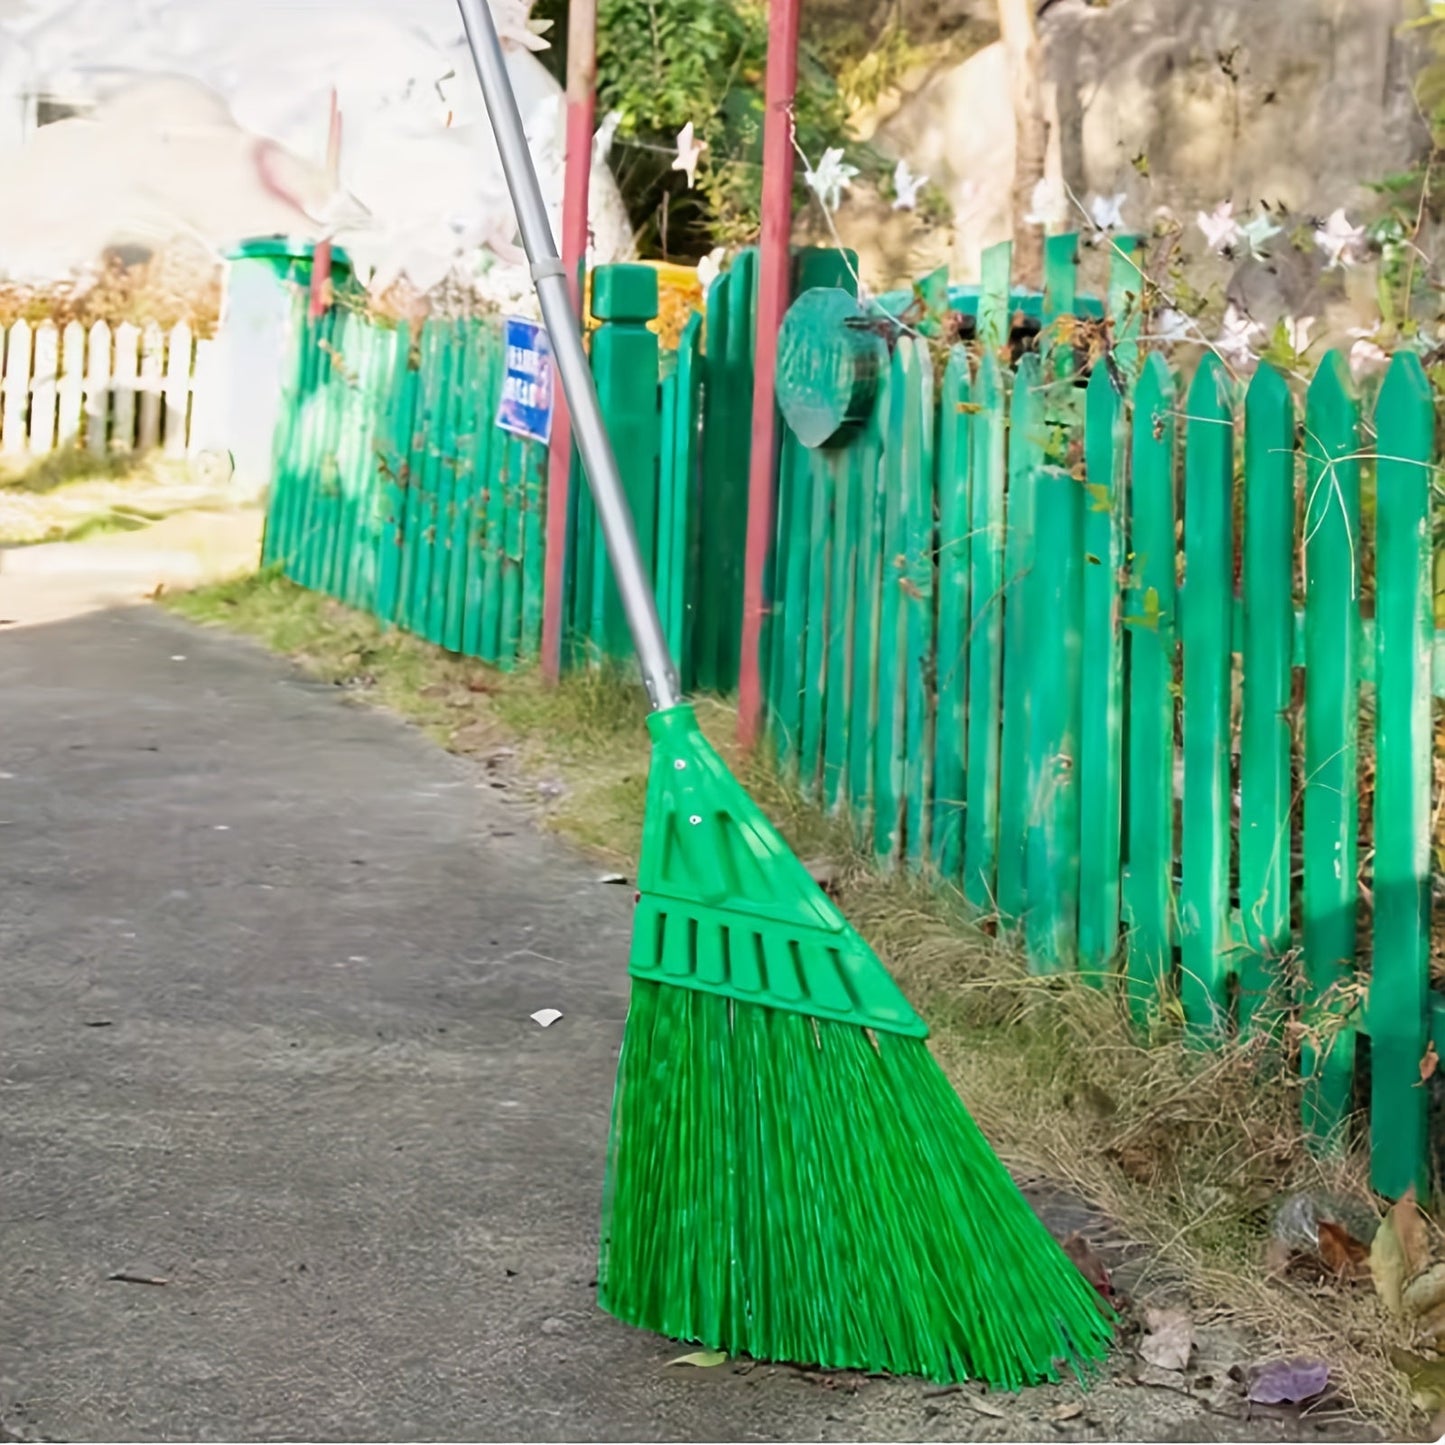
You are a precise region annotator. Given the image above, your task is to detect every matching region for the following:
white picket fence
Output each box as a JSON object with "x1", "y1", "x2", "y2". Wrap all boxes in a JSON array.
[{"x1": 0, "y1": 319, "x2": 220, "y2": 461}]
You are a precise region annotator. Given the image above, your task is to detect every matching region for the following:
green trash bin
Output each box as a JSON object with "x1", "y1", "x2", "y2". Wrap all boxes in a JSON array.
[{"x1": 214, "y1": 236, "x2": 357, "y2": 500}]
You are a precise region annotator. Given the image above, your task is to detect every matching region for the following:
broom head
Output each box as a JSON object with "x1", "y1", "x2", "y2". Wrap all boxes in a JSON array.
[{"x1": 599, "y1": 704, "x2": 1115, "y2": 1387}]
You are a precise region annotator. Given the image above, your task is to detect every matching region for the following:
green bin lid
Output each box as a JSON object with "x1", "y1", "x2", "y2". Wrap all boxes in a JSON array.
[{"x1": 225, "y1": 235, "x2": 353, "y2": 269}]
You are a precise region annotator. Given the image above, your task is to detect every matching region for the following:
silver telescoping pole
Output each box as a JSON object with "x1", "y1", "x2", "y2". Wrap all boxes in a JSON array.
[{"x1": 456, "y1": 0, "x2": 682, "y2": 712}]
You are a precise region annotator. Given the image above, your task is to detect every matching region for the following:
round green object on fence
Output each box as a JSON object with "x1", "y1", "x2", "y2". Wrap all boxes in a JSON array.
[{"x1": 776, "y1": 288, "x2": 886, "y2": 449}]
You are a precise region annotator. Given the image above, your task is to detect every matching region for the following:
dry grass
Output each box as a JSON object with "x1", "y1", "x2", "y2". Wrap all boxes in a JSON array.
[{"x1": 166, "y1": 569, "x2": 1422, "y2": 1437}]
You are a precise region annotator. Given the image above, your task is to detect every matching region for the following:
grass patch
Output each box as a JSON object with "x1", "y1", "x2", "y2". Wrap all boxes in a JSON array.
[
  {"x1": 166, "y1": 568, "x2": 1413, "y2": 1434},
  {"x1": 0, "y1": 446, "x2": 146, "y2": 494}
]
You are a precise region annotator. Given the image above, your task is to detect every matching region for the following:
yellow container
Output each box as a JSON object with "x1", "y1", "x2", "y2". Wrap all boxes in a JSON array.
[{"x1": 585, "y1": 260, "x2": 705, "y2": 350}]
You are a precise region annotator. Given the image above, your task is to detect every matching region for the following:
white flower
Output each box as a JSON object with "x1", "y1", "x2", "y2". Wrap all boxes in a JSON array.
[
  {"x1": 696, "y1": 246, "x2": 725, "y2": 295},
  {"x1": 1153, "y1": 308, "x2": 1195, "y2": 344},
  {"x1": 1349, "y1": 335, "x2": 1390, "y2": 376},
  {"x1": 803, "y1": 146, "x2": 858, "y2": 214},
  {"x1": 892, "y1": 158, "x2": 926, "y2": 211},
  {"x1": 1023, "y1": 176, "x2": 1067, "y2": 228},
  {"x1": 1315, "y1": 208, "x2": 1365, "y2": 269},
  {"x1": 1239, "y1": 209, "x2": 1282, "y2": 260},
  {"x1": 490, "y1": 0, "x2": 552, "y2": 52},
  {"x1": 1215, "y1": 303, "x2": 1262, "y2": 368},
  {"x1": 1282, "y1": 314, "x2": 1315, "y2": 355},
  {"x1": 671, "y1": 121, "x2": 707, "y2": 189},
  {"x1": 593, "y1": 110, "x2": 622, "y2": 165},
  {"x1": 1088, "y1": 192, "x2": 1127, "y2": 232},
  {"x1": 1196, "y1": 201, "x2": 1240, "y2": 255}
]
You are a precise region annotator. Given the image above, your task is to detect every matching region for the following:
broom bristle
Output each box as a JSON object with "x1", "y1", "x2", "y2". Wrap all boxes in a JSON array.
[{"x1": 599, "y1": 979, "x2": 1116, "y2": 1388}]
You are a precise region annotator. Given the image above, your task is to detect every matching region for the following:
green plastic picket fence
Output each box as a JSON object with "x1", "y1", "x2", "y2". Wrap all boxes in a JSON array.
[
  {"x1": 263, "y1": 304, "x2": 547, "y2": 673},
  {"x1": 265, "y1": 237, "x2": 1445, "y2": 1198},
  {"x1": 758, "y1": 234, "x2": 1444, "y2": 1199}
]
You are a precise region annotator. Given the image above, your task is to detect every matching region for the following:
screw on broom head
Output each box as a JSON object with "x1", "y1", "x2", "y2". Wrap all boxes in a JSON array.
[{"x1": 599, "y1": 704, "x2": 1116, "y2": 1388}]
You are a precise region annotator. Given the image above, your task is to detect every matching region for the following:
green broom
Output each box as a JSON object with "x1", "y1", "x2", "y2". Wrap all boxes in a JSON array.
[{"x1": 457, "y1": 0, "x2": 1115, "y2": 1388}]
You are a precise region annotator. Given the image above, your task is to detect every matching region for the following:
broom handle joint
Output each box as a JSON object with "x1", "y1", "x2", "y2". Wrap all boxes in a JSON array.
[{"x1": 457, "y1": 0, "x2": 682, "y2": 712}]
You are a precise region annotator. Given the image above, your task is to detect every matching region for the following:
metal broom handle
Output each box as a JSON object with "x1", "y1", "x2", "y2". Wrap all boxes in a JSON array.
[{"x1": 456, "y1": 0, "x2": 682, "y2": 712}]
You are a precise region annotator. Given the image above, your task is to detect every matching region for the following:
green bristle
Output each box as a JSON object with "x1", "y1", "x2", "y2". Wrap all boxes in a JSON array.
[{"x1": 600, "y1": 979, "x2": 1115, "y2": 1387}]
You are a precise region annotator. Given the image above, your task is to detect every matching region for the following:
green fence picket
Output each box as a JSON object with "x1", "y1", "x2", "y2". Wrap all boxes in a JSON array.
[
  {"x1": 978, "y1": 242, "x2": 1013, "y2": 358},
  {"x1": 771, "y1": 434, "x2": 814, "y2": 779},
  {"x1": 332, "y1": 316, "x2": 371, "y2": 609},
  {"x1": 822, "y1": 442, "x2": 858, "y2": 813},
  {"x1": 1301, "y1": 350, "x2": 1362, "y2": 1146},
  {"x1": 798, "y1": 446, "x2": 833, "y2": 798},
  {"x1": 657, "y1": 315, "x2": 702, "y2": 673},
  {"x1": 962, "y1": 354, "x2": 1007, "y2": 912},
  {"x1": 873, "y1": 342, "x2": 917, "y2": 864},
  {"x1": 901, "y1": 342, "x2": 937, "y2": 867},
  {"x1": 997, "y1": 354, "x2": 1044, "y2": 919},
  {"x1": 1107, "y1": 239, "x2": 1144, "y2": 382},
  {"x1": 400, "y1": 320, "x2": 446, "y2": 635},
  {"x1": 499, "y1": 438, "x2": 532, "y2": 668},
  {"x1": 358, "y1": 322, "x2": 400, "y2": 616},
  {"x1": 519, "y1": 422, "x2": 547, "y2": 661},
  {"x1": 932, "y1": 347, "x2": 973, "y2": 876},
  {"x1": 375, "y1": 325, "x2": 419, "y2": 628},
  {"x1": 294, "y1": 309, "x2": 335, "y2": 591},
  {"x1": 1238, "y1": 363, "x2": 1296, "y2": 1031},
  {"x1": 1123, "y1": 353, "x2": 1178, "y2": 1025},
  {"x1": 848, "y1": 369, "x2": 890, "y2": 831},
  {"x1": 315, "y1": 309, "x2": 352, "y2": 597},
  {"x1": 1179, "y1": 355, "x2": 1235, "y2": 1038},
  {"x1": 1078, "y1": 362, "x2": 1127, "y2": 980},
  {"x1": 1041, "y1": 232, "x2": 1078, "y2": 381},
  {"x1": 465, "y1": 329, "x2": 504, "y2": 659},
  {"x1": 1370, "y1": 352, "x2": 1434, "y2": 1197},
  {"x1": 1023, "y1": 460, "x2": 1084, "y2": 971}
]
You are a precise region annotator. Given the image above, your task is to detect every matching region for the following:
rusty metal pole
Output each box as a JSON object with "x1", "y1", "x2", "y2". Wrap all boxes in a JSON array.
[
  {"x1": 309, "y1": 89, "x2": 341, "y2": 319},
  {"x1": 736, "y1": 0, "x2": 801, "y2": 749},
  {"x1": 540, "y1": 0, "x2": 598, "y2": 683}
]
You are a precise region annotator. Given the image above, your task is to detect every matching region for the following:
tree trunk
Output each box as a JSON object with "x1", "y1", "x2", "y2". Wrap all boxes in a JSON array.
[{"x1": 998, "y1": 0, "x2": 1046, "y2": 289}]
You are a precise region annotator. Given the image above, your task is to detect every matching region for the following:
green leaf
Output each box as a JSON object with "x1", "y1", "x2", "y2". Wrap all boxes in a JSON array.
[{"x1": 1122, "y1": 585, "x2": 1163, "y2": 632}]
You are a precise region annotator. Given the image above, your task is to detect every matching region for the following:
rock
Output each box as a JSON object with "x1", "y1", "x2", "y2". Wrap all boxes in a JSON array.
[
  {"x1": 840, "y1": 0, "x2": 1425, "y2": 293},
  {"x1": 1269, "y1": 1189, "x2": 1379, "y2": 1252}
]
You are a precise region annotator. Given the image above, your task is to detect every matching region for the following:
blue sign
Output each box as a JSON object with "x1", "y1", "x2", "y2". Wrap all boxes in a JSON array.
[{"x1": 496, "y1": 316, "x2": 555, "y2": 445}]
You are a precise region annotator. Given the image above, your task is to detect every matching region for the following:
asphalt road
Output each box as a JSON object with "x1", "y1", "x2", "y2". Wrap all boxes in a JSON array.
[{"x1": 0, "y1": 606, "x2": 1375, "y2": 1443}]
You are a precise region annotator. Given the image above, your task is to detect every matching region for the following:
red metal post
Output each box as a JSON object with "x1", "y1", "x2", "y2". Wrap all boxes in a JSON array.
[
  {"x1": 310, "y1": 90, "x2": 341, "y2": 320},
  {"x1": 541, "y1": 0, "x2": 598, "y2": 682},
  {"x1": 737, "y1": 0, "x2": 801, "y2": 748}
]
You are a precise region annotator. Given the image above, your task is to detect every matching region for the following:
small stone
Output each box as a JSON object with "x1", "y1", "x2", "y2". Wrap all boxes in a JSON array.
[{"x1": 540, "y1": 1316, "x2": 567, "y2": 1335}]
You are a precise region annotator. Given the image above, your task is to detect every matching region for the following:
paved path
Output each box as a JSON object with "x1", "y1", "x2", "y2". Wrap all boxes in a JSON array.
[{"x1": 0, "y1": 606, "x2": 1369, "y2": 1443}]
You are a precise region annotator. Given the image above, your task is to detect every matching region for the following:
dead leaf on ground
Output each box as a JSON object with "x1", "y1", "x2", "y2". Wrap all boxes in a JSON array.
[
  {"x1": 1405, "y1": 1263, "x2": 1445, "y2": 1323},
  {"x1": 1389, "y1": 1346, "x2": 1445, "y2": 1414},
  {"x1": 467, "y1": 674, "x2": 498, "y2": 694},
  {"x1": 803, "y1": 858, "x2": 842, "y2": 899},
  {"x1": 1396, "y1": 1187, "x2": 1434, "y2": 1275},
  {"x1": 1138, "y1": 1306, "x2": 1195, "y2": 1372},
  {"x1": 1415, "y1": 1299, "x2": 1445, "y2": 1346},
  {"x1": 1061, "y1": 1231, "x2": 1113, "y2": 1300},
  {"x1": 965, "y1": 1396, "x2": 1007, "y2": 1418},
  {"x1": 1247, "y1": 1358, "x2": 1330, "y2": 1406},
  {"x1": 1422, "y1": 1041, "x2": 1440, "y2": 1083},
  {"x1": 1048, "y1": 1401, "x2": 1085, "y2": 1422},
  {"x1": 1318, "y1": 1219, "x2": 1371, "y2": 1280},
  {"x1": 1372, "y1": 1212, "x2": 1409, "y2": 1317},
  {"x1": 668, "y1": 1349, "x2": 727, "y2": 1368}
]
